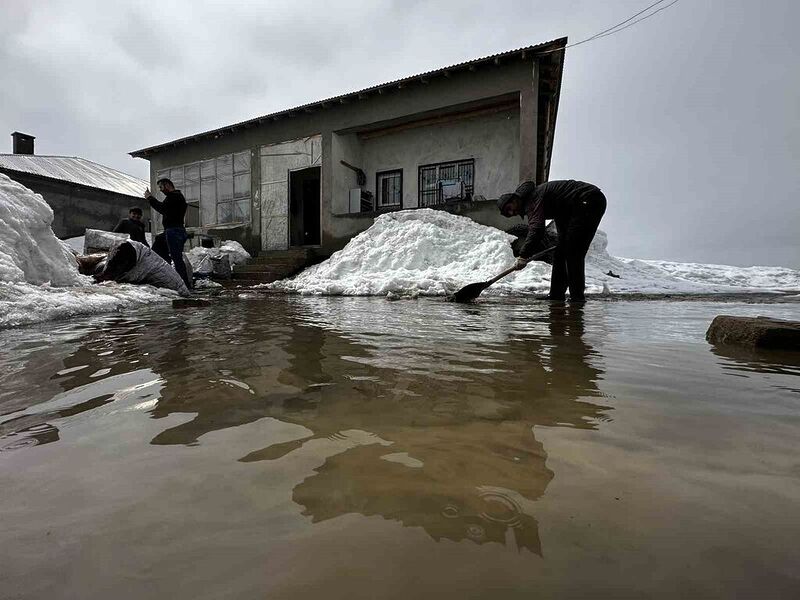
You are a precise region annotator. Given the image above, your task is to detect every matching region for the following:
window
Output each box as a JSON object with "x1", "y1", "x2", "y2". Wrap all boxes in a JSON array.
[
  {"x1": 376, "y1": 170, "x2": 402, "y2": 209},
  {"x1": 418, "y1": 159, "x2": 475, "y2": 207},
  {"x1": 156, "y1": 150, "x2": 251, "y2": 227}
]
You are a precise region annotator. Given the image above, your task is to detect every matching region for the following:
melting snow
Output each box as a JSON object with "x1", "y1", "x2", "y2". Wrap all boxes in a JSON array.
[
  {"x1": 0, "y1": 174, "x2": 173, "y2": 329},
  {"x1": 270, "y1": 209, "x2": 800, "y2": 297}
]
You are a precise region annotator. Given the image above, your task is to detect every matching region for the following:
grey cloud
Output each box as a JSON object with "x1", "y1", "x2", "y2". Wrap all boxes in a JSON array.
[{"x1": 0, "y1": 0, "x2": 797, "y2": 267}]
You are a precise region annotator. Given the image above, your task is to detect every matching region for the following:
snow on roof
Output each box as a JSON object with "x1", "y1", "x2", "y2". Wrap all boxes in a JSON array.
[{"x1": 0, "y1": 154, "x2": 148, "y2": 198}]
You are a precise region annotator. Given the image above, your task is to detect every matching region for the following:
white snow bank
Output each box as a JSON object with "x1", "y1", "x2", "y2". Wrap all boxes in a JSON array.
[
  {"x1": 0, "y1": 175, "x2": 83, "y2": 286},
  {"x1": 0, "y1": 281, "x2": 178, "y2": 329},
  {"x1": 272, "y1": 209, "x2": 510, "y2": 296},
  {"x1": 270, "y1": 209, "x2": 800, "y2": 297},
  {"x1": 0, "y1": 174, "x2": 172, "y2": 329}
]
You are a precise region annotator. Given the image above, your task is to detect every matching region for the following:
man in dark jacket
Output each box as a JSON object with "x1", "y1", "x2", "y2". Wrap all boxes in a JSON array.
[
  {"x1": 112, "y1": 207, "x2": 149, "y2": 246},
  {"x1": 144, "y1": 178, "x2": 190, "y2": 288},
  {"x1": 498, "y1": 180, "x2": 606, "y2": 302}
]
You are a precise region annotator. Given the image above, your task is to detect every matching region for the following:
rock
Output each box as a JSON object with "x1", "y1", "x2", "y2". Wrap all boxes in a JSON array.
[
  {"x1": 706, "y1": 315, "x2": 800, "y2": 350},
  {"x1": 172, "y1": 297, "x2": 211, "y2": 309}
]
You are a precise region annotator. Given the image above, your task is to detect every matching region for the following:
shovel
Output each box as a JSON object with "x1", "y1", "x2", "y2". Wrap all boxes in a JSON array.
[{"x1": 449, "y1": 246, "x2": 557, "y2": 303}]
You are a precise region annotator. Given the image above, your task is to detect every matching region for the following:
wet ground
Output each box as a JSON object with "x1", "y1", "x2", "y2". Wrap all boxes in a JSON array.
[{"x1": 1, "y1": 296, "x2": 799, "y2": 599}]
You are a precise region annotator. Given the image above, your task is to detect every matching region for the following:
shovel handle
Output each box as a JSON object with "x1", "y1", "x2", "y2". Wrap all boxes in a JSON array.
[{"x1": 487, "y1": 246, "x2": 557, "y2": 286}]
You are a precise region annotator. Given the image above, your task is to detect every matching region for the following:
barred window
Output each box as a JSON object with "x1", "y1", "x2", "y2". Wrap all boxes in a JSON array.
[
  {"x1": 418, "y1": 159, "x2": 474, "y2": 207},
  {"x1": 376, "y1": 170, "x2": 402, "y2": 209}
]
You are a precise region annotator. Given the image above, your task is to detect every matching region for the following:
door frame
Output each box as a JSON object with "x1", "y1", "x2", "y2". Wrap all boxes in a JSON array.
[{"x1": 287, "y1": 165, "x2": 322, "y2": 248}]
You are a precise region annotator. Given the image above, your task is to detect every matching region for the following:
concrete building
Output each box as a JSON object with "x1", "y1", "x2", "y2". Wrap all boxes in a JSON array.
[
  {"x1": 1, "y1": 132, "x2": 151, "y2": 239},
  {"x1": 130, "y1": 39, "x2": 566, "y2": 257}
]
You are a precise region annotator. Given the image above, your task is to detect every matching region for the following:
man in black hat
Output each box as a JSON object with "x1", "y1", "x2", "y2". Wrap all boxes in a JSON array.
[{"x1": 498, "y1": 180, "x2": 606, "y2": 302}]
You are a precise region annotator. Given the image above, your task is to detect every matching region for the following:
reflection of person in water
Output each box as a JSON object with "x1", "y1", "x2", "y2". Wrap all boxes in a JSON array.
[{"x1": 237, "y1": 300, "x2": 608, "y2": 555}]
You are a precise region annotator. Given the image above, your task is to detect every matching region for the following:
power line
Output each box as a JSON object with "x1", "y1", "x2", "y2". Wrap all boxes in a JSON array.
[
  {"x1": 589, "y1": 0, "x2": 681, "y2": 43},
  {"x1": 539, "y1": 0, "x2": 681, "y2": 54},
  {"x1": 569, "y1": 0, "x2": 671, "y2": 48}
]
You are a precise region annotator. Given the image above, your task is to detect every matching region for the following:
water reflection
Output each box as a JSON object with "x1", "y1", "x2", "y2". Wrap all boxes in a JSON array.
[
  {"x1": 239, "y1": 299, "x2": 609, "y2": 554},
  {"x1": 709, "y1": 343, "x2": 800, "y2": 394},
  {"x1": 0, "y1": 297, "x2": 609, "y2": 554}
]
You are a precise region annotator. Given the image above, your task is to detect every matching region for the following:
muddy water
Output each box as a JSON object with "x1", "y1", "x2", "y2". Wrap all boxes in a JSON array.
[{"x1": 1, "y1": 297, "x2": 799, "y2": 599}]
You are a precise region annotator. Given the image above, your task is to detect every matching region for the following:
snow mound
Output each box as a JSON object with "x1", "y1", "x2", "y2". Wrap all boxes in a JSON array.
[
  {"x1": 271, "y1": 209, "x2": 800, "y2": 297},
  {"x1": 0, "y1": 281, "x2": 178, "y2": 329},
  {"x1": 0, "y1": 174, "x2": 83, "y2": 286},
  {"x1": 0, "y1": 174, "x2": 171, "y2": 329},
  {"x1": 273, "y1": 209, "x2": 514, "y2": 296}
]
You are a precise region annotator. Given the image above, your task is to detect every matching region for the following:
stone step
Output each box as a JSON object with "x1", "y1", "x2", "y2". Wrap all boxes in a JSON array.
[
  {"x1": 233, "y1": 264, "x2": 290, "y2": 274},
  {"x1": 255, "y1": 248, "x2": 311, "y2": 257},
  {"x1": 248, "y1": 256, "x2": 309, "y2": 266},
  {"x1": 231, "y1": 271, "x2": 284, "y2": 282}
]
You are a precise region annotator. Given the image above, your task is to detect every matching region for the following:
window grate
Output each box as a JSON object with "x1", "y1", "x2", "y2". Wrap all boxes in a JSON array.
[{"x1": 418, "y1": 159, "x2": 474, "y2": 207}]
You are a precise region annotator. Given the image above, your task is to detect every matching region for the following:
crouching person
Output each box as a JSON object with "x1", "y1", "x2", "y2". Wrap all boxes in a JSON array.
[{"x1": 94, "y1": 240, "x2": 191, "y2": 296}]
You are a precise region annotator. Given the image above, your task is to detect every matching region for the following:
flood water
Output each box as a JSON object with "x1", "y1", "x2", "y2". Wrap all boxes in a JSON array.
[{"x1": 1, "y1": 296, "x2": 799, "y2": 599}]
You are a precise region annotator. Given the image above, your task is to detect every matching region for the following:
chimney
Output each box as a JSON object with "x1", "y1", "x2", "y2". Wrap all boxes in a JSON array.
[{"x1": 11, "y1": 132, "x2": 35, "y2": 155}]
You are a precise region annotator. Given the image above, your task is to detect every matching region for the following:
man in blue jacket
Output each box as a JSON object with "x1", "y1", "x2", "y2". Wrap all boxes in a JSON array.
[
  {"x1": 144, "y1": 178, "x2": 190, "y2": 288},
  {"x1": 498, "y1": 180, "x2": 606, "y2": 302}
]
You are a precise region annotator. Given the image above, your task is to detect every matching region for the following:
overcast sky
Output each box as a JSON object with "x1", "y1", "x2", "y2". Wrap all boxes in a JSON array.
[{"x1": 1, "y1": 0, "x2": 798, "y2": 267}]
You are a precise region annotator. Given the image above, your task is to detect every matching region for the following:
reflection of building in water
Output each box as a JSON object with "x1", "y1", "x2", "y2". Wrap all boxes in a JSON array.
[{"x1": 239, "y1": 300, "x2": 608, "y2": 555}]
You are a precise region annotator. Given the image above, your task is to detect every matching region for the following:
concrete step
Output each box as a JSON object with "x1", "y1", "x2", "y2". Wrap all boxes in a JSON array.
[
  {"x1": 251, "y1": 248, "x2": 311, "y2": 260},
  {"x1": 233, "y1": 264, "x2": 289, "y2": 274},
  {"x1": 231, "y1": 271, "x2": 283, "y2": 282},
  {"x1": 248, "y1": 256, "x2": 309, "y2": 266}
]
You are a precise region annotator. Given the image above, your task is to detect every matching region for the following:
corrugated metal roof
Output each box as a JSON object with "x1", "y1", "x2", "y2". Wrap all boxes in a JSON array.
[
  {"x1": 131, "y1": 37, "x2": 567, "y2": 158},
  {"x1": 0, "y1": 154, "x2": 148, "y2": 197}
]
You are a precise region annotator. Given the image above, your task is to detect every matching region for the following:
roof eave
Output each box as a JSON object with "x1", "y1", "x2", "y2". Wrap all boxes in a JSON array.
[{"x1": 130, "y1": 37, "x2": 568, "y2": 159}]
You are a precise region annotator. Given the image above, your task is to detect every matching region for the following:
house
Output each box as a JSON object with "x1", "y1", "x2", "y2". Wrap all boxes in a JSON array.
[
  {"x1": 130, "y1": 38, "x2": 566, "y2": 257},
  {"x1": 1, "y1": 132, "x2": 151, "y2": 239}
]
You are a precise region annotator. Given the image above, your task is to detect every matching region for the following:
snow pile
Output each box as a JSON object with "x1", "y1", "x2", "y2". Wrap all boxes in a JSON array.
[
  {"x1": 0, "y1": 174, "x2": 173, "y2": 329},
  {"x1": 0, "y1": 175, "x2": 83, "y2": 286},
  {"x1": 273, "y1": 209, "x2": 512, "y2": 296},
  {"x1": 0, "y1": 281, "x2": 177, "y2": 329},
  {"x1": 271, "y1": 209, "x2": 800, "y2": 297}
]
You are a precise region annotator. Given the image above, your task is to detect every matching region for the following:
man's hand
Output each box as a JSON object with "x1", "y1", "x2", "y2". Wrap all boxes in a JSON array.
[
  {"x1": 514, "y1": 256, "x2": 529, "y2": 270},
  {"x1": 143, "y1": 188, "x2": 151, "y2": 199}
]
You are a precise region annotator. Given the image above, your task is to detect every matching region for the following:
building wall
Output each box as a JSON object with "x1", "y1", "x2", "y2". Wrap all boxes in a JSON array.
[
  {"x1": 140, "y1": 58, "x2": 539, "y2": 255},
  {"x1": 0, "y1": 170, "x2": 151, "y2": 239},
  {"x1": 359, "y1": 107, "x2": 519, "y2": 210}
]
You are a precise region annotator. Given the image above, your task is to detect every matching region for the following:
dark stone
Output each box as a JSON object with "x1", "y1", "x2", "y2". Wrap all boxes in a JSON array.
[
  {"x1": 172, "y1": 298, "x2": 211, "y2": 309},
  {"x1": 706, "y1": 315, "x2": 800, "y2": 350}
]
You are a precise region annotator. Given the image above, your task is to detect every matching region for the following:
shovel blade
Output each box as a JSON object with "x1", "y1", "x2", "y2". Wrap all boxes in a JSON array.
[{"x1": 450, "y1": 281, "x2": 490, "y2": 303}]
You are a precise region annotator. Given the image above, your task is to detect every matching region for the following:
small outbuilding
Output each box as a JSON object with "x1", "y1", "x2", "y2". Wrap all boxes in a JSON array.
[{"x1": 1, "y1": 132, "x2": 150, "y2": 239}]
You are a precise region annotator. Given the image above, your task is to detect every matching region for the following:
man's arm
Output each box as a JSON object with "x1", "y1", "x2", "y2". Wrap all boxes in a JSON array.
[
  {"x1": 112, "y1": 219, "x2": 127, "y2": 234},
  {"x1": 517, "y1": 192, "x2": 546, "y2": 259},
  {"x1": 148, "y1": 195, "x2": 165, "y2": 215},
  {"x1": 144, "y1": 188, "x2": 165, "y2": 215}
]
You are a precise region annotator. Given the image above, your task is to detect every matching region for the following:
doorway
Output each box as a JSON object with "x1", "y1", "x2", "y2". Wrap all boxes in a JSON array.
[{"x1": 289, "y1": 166, "x2": 321, "y2": 246}]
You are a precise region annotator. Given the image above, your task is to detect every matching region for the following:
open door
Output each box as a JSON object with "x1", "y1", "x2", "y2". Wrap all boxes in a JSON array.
[{"x1": 289, "y1": 166, "x2": 321, "y2": 246}]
